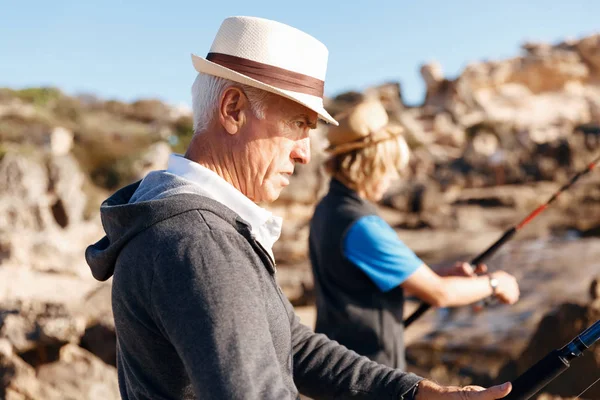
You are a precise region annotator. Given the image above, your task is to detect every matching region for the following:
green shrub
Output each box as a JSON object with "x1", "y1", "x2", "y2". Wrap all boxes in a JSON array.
[
  {"x1": 128, "y1": 99, "x2": 169, "y2": 123},
  {"x1": 14, "y1": 87, "x2": 62, "y2": 107},
  {"x1": 104, "y1": 100, "x2": 131, "y2": 116},
  {"x1": 53, "y1": 96, "x2": 83, "y2": 123},
  {"x1": 171, "y1": 115, "x2": 194, "y2": 154},
  {"x1": 88, "y1": 154, "x2": 145, "y2": 190},
  {"x1": 0, "y1": 88, "x2": 16, "y2": 102}
]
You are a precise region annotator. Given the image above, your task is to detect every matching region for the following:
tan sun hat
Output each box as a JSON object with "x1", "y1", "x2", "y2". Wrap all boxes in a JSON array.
[
  {"x1": 191, "y1": 16, "x2": 338, "y2": 126},
  {"x1": 325, "y1": 100, "x2": 405, "y2": 155}
]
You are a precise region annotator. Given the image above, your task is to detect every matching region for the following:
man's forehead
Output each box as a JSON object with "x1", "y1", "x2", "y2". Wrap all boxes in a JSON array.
[{"x1": 274, "y1": 96, "x2": 317, "y2": 124}]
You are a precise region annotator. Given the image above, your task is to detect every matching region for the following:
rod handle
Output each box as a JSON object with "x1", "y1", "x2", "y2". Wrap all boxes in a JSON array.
[{"x1": 503, "y1": 350, "x2": 570, "y2": 400}]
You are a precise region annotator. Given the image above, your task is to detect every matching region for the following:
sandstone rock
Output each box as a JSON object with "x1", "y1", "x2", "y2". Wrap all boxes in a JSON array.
[
  {"x1": 417, "y1": 34, "x2": 600, "y2": 156},
  {"x1": 510, "y1": 47, "x2": 589, "y2": 93},
  {"x1": 127, "y1": 99, "x2": 170, "y2": 123},
  {"x1": 364, "y1": 82, "x2": 404, "y2": 117},
  {"x1": 270, "y1": 201, "x2": 318, "y2": 265},
  {"x1": 575, "y1": 34, "x2": 600, "y2": 78},
  {"x1": 324, "y1": 91, "x2": 364, "y2": 117},
  {"x1": 78, "y1": 283, "x2": 113, "y2": 329},
  {"x1": 470, "y1": 132, "x2": 499, "y2": 157},
  {"x1": 584, "y1": 86, "x2": 600, "y2": 123},
  {"x1": 537, "y1": 395, "x2": 578, "y2": 400},
  {"x1": 0, "y1": 150, "x2": 102, "y2": 279},
  {"x1": 0, "y1": 340, "x2": 63, "y2": 400},
  {"x1": 0, "y1": 314, "x2": 31, "y2": 354},
  {"x1": 590, "y1": 278, "x2": 600, "y2": 301},
  {"x1": 273, "y1": 226, "x2": 310, "y2": 265},
  {"x1": 49, "y1": 126, "x2": 74, "y2": 156},
  {"x1": 0, "y1": 99, "x2": 36, "y2": 120},
  {"x1": 131, "y1": 141, "x2": 171, "y2": 181},
  {"x1": 0, "y1": 267, "x2": 98, "y2": 304},
  {"x1": 432, "y1": 113, "x2": 466, "y2": 147},
  {"x1": 497, "y1": 301, "x2": 600, "y2": 399},
  {"x1": 47, "y1": 154, "x2": 87, "y2": 228},
  {"x1": 1, "y1": 32, "x2": 600, "y2": 400},
  {"x1": 77, "y1": 283, "x2": 116, "y2": 366},
  {"x1": 456, "y1": 41, "x2": 589, "y2": 95},
  {"x1": 0, "y1": 339, "x2": 12, "y2": 357},
  {"x1": 0, "y1": 151, "x2": 87, "y2": 232},
  {"x1": 473, "y1": 87, "x2": 591, "y2": 131},
  {"x1": 36, "y1": 344, "x2": 119, "y2": 400},
  {"x1": 397, "y1": 109, "x2": 434, "y2": 149},
  {"x1": 421, "y1": 62, "x2": 444, "y2": 89},
  {"x1": 421, "y1": 62, "x2": 460, "y2": 113},
  {"x1": 0, "y1": 153, "x2": 54, "y2": 232},
  {"x1": 276, "y1": 262, "x2": 314, "y2": 306},
  {"x1": 0, "y1": 300, "x2": 86, "y2": 354}
]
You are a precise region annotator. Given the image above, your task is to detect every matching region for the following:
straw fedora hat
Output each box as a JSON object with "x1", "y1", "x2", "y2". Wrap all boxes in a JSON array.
[
  {"x1": 325, "y1": 100, "x2": 406, "y2": 156},
  {"x1": 191, "y1": 16, "x2": 338, "y2": 126}
]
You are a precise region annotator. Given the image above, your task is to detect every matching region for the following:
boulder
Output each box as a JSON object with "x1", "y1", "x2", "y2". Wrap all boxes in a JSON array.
[
  {"x1": 0, "y1": 339, "x2": 64, "y2": 400},
  {"x1": 0, "y1": 300, "x2": 86, "y2": 356},
  {"x1": 497, "y1": 300, "x2": 600, "y2": 399},
  {"x1": 36, "y1": 344, "x2": 119, "y2": 400},
  {"x1": 77, "y1": 283, "x2": 116, "y2": 366}
]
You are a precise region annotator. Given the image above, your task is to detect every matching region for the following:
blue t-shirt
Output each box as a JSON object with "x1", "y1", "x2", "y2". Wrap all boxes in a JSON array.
[{"x1": 343, "y1": 215, "x2": 423, "y2": 292}]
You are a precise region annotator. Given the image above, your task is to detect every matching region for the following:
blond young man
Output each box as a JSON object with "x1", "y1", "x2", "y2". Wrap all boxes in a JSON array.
[{"x1": 310, "y1": 100, "x2": 520, "y2": 370}]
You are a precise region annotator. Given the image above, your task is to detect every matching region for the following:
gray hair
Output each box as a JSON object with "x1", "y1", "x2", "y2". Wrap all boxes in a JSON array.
[{"x1": 191, "y1": 73, "x2": 273, "y2": 133}]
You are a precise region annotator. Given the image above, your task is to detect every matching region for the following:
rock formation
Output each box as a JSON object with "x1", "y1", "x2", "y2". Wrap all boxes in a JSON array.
[{"x1": 2, "y1": 33, "x2": 600, "y2": 399}]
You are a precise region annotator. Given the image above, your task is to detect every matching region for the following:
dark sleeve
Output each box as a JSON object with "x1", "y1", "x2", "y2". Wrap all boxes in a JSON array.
[
  {"x1": 150, "y1": 228, "x2": 294, "y2": 399},
  {"x1": 288, "y1": 299, "x2": 423, "y2": 399}
]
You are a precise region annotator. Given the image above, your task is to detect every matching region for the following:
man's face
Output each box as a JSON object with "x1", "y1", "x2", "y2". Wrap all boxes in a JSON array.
[{"x1": 240, "y1": 95, "x2": 317, "y2": 203}]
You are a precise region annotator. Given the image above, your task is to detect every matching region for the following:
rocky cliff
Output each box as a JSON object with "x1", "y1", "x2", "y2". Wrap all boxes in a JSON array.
[{"x1": 1, "y1": 33, "x2": 600, "y2": 399}]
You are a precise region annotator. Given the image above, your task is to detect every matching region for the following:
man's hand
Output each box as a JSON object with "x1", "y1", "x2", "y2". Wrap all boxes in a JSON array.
[
  {"x1": 414, "y1": 379, "x2": 512, "y2": 400},
  {"x1": 489, "y1": 271, "x2": 520, "y2": 305},
  {"x1": 437, "y1": 262, "x2": 487, "y2": 277}
]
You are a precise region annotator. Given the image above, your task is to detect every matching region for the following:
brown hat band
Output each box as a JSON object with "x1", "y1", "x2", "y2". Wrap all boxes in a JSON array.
[
  {"x1": 206, "y1": 52, "x2": 324, "y2": 98},
  {"x1": 326, "y1": 126, "x2": 404, "y2": 156}
]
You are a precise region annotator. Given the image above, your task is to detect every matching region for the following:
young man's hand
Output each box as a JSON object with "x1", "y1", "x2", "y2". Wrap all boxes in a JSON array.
[
  {"x1": 437, "y1": 262, "x2": 487, "y2": 277},
  {"x1": 490, "y1": 271, "x2": 520, "y2": 305}
]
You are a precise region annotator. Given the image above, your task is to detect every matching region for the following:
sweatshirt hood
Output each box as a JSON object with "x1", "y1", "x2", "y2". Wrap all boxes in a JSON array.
[{"x1": 85, "y1": 171, "x2": 247, "y2": 281}]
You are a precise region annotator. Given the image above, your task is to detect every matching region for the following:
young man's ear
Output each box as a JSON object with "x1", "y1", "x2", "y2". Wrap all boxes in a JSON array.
[{"x1": 219, "y1": 87, "x2": 248, "y2": 135}]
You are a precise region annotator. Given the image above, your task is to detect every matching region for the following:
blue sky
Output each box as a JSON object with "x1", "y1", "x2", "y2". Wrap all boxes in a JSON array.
[{"x1": 2, "y1": 0, "x2": 598, "y2": 107}]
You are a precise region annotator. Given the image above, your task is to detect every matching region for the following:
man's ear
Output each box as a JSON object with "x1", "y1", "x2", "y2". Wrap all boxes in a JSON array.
[{"x1": 219, "y1": 87, "x2": 248, "y2": 135}]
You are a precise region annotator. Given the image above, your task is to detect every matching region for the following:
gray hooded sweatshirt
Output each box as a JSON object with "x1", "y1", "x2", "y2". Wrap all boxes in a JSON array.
[{"x1": 85, "y1": 171, "x2": 423, "y2": 399}]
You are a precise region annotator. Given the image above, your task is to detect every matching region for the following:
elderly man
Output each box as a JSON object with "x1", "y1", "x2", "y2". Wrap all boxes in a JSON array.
[{"x1": 86, "y1": 16, "x2": 512, "y2": 400}]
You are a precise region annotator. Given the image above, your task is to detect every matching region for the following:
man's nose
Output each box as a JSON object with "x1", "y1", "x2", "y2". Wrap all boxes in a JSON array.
[{"x1": 291, "y1": 137, "x2": 311, "y2": 164}]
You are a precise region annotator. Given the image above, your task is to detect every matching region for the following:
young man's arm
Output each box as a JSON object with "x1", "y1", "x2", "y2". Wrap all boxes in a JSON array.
[{"x1": 343, "y1": 215, "x2": 519, "y2": 307}]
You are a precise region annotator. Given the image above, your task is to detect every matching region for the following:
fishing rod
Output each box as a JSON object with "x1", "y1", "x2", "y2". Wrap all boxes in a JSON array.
[
  {"x1": 404, "y1": 153, "x2": 600, "y2": 328},
  {"x1": 503, "y1": 319, "x2": 600, "y2": 400}
]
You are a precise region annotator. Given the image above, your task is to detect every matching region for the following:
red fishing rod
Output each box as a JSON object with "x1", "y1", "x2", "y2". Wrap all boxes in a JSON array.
[{"x1": 404, "y1": 153, "x2": 600, "y2": 328}]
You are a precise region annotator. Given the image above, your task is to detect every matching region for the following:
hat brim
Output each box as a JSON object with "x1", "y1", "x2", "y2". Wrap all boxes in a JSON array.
[
  {"x1": 325, "y1": 125, "x2": 405, "y2": 155},
  {"x1": 191, "y1": 54, "x2": 338, "y2": 126}
]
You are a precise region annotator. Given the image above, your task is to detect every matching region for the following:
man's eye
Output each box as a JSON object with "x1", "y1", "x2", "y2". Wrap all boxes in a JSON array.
[{"x1": 295, "y1": 121, "x2": 305, "y2": 128}]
